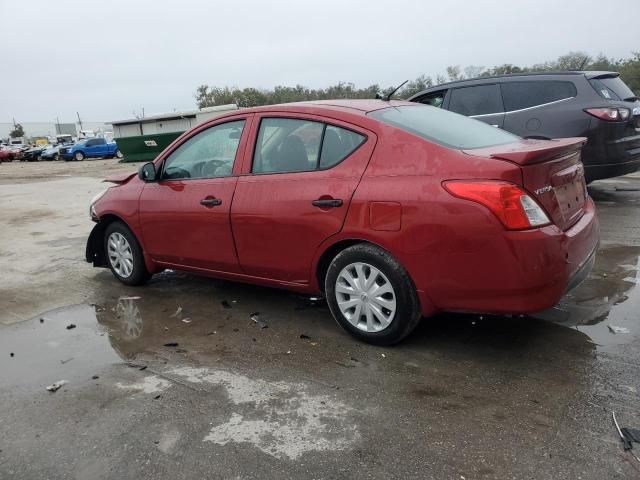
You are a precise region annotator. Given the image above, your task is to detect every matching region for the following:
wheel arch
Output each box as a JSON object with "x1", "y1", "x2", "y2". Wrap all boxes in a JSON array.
[
  {"x1": 314, "y1": 236, "x2": 437, "y2": 316},
  {"x1": 86, "y1": 214, "x2": 154, "y2": 271}
]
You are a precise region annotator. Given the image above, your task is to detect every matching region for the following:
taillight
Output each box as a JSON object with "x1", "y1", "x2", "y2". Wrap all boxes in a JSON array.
[
  {"x1": 443, "y1": 181, "x2": 551, "y2": 230},
  {"x1": 584, "y1": 107, "x2": 630, "y2": 121}
]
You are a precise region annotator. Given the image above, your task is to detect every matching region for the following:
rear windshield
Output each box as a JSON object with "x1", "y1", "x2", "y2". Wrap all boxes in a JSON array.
[
  {"x1": 368, "y1": 105, "x2": 519, "y2": 149},
  {"x1": 589, "y1": 76, "x2": 636, "y2": 101}
]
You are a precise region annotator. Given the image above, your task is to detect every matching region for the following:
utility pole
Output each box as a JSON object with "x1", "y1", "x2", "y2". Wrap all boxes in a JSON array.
[{"x1": 76, "y1": 112, "x2": 83, "y2": 132}]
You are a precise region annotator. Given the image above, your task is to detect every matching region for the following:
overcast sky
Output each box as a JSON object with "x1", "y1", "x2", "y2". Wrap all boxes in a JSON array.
[{"x1": 1, "y1": 0, "x2": 639, "y2": 122}]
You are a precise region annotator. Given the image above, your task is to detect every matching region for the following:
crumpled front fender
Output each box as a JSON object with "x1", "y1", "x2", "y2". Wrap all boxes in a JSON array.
[{"x1": 86, "y1": 222, "x2": 108, "y2": 267}]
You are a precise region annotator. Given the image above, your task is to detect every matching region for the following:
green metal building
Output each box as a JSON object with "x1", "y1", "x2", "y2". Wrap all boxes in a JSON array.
[{"x1": 111, "y1": 104, "x2": 238, "y2": 162}]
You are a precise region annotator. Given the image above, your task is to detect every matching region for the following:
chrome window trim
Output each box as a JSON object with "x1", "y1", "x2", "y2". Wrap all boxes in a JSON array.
[{"x1": 468, "y1": 96, "x2": 575, "y2": 118}]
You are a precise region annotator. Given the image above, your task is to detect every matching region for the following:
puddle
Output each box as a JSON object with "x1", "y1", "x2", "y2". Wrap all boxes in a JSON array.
[
  {"x1": 0, "y1": 304, "x2": 122, "y2": 392},
  {"x1": 534, "y1": 245, "x2": 640, "y2": 351}
]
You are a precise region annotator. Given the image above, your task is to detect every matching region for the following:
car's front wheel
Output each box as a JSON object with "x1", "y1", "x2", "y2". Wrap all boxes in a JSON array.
[
  {"x1": 325, "y1": 243, "x2": 421, "y2": 345},
  {"x1": 74, "y1": 151, "x2": 85, "y2": 161},
  {"x1": 104, "y1": 222, "x2": 151, "y2": 286}
]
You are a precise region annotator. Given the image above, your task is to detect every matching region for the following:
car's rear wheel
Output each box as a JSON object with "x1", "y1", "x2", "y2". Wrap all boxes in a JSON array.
[
  {"x1": 104, "y1": 222, "x2": 150, "y2": 286},
  {"x1": 115, "y1": 149, "x2": 123, "y2": 159},
  {"x1": 325, "y1": 243, "x2": 421, "y2": 345},
  {"x1": 74, "y1": 151, "x2": 85, "y2": 161}
]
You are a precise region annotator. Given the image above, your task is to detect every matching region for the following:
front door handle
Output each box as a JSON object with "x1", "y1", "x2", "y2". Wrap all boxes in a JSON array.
[
  {"x1": 200, "y1": 196, "x2": 222, "y2": 207},
  {"x1": 312, "y1": 198, "x2": 343, "y2": 208}
]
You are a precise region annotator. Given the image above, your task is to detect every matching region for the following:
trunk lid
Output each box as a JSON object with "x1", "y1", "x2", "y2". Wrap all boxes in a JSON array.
[{"x1": 464, "y1": 137, "x2": 588, "y2": 231}]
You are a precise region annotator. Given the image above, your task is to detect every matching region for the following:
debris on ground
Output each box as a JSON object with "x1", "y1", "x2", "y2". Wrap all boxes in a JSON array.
[
  {"x1": 139, "y1": 365, "x2": 148, "y2": 371},
  {"x1": 163, "y1": 342, "x2": 179, "y2": 347},
  {"x1": 608, "y1": 325, "x2": 630, "y2": 334},
  {"x1": 60, "y1": 358, "x2": 73, "y2": 364},
  {"x1": 250, "y1": 312, "x2": 268, "y2": 329},
  {"x1": 381, "y1": 353, "x2": 386, "y2": 358},
  {"x1": 615, "y1": 186, "x2": 640, "y2": 192},
  {"x1": 119, "y1": 296, "x2": 141, "y2": 301},
  {"x1": 154, "y1": 394, "x2": 161, "y2": 400},
  {"x1": 286, "y1": 350, "x2": 292, "y2": 354},
  {"x1": 39, "y1": 317, "x2": 45, "y2": 323},
  {"x1": 221, "y1": 300, "x2": 231, "y2": 309},
  {"x1": 91, "y1": 375, "x2": 99, "y2": 380},
  {"x1": 10, "y1": 352, "x2": 14, "y2": 358},
  {"x1": 310, "y1": 342, "x2": 318, "y2": 346},
  {"x1": 613, "y1": 411, "x2": 640, "y2": 463},
  {"x1": 46, "y1": 380, "x2": 67, "y2": 392},
  {"x1": 66, "y1": 324, "x2": 76, "y2": 330},
  {"x1": 207, "y1": 331, "x2": 216, "y2": 335},
  {"x1": 300, "y1": 334, "x2": 311, "y2": 340},
  {"x1": 181, "y1": 318, "x2": 192, "y2": 324},
  {"x1": 170, "y1": 307, "x2": 183, "y2": 318}
]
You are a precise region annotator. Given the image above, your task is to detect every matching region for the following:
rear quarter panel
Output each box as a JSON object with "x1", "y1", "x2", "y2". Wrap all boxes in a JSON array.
[{"x1": 318, "y1": 125, "x2": 524, "y2": 315}]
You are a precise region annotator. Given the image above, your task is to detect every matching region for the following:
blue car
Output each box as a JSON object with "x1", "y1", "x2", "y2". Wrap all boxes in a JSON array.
[{"x1": 60, "y1": 138, "x2": 122, "y2": 161}]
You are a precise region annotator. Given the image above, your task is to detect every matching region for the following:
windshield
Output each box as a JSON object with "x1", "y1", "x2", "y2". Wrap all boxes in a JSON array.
[
  {"x1": 589, "y1": 76, "x2": 637, "y2": 101},
  {"x1": 368, "y1": 105, "x2": 519, "y2": 149}
]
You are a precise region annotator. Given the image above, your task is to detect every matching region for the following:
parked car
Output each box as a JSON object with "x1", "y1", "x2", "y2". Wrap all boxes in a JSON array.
[
  {"x1": 0, "y1": 146, "x2": 13, "y2": 162},
  {"x1": 21, "y1": 145, "x2": 48, "y2": 161},
  {"x1": 408, "y1": 71, "x2": 640, "y2": 183},
  {"x1": 60, "y1": 137, "x2": 122, "y2": 161},
  {"x1": 40, "y1": 144, "x2": 63, "y2": 161},
  {"x1": 86, "y1": 100, "x2": 599, "y2": 345}
]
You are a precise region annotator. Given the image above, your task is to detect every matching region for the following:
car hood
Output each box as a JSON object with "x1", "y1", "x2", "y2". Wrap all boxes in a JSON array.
[{"x1": 103, "y1": 171, "x2": 137, "y2": 184}]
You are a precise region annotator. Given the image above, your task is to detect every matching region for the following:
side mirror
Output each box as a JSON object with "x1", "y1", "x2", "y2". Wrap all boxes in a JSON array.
[{"x1": 138, "y1": 162, "x2": 157, "y2": 182}]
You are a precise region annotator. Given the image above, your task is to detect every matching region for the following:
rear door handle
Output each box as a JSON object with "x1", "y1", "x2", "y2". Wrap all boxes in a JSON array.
[
  {"x1": 200, "y1": 197, "x2": 222, "y2": 207},
  {"x1": 312, "y1": 198, "x2": 343, "y2": 208}
]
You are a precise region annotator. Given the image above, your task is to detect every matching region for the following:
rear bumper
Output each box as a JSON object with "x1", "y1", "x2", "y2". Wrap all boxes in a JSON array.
[
  {"x1": 583, "y1": 121, "x2": 640, "y2": 182},
  {"x1": 584, "y1": 156, "x2": 640, "y2": 183},
  {"x1": 419, "y1": 197, "x2": 600, "y2": 316}
]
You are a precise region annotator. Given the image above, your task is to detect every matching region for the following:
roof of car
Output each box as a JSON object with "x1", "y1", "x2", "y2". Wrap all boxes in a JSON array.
[
  {"x1": 245, "y1": 99, "x2": 415, "y2": 115},
  {"x1": 409, "y1": 71, "x2": 620, "y2": 97}
]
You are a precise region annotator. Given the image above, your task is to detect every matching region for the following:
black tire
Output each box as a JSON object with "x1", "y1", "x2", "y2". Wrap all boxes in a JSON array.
[
  {"x1": 325, "y1": 243, "x2": 421, "y2": 346},
  {"x1": 74, "y1": 151, "x2": 85, "y2": 161},
  {"x1": 104, "y1": 221, "x2": 151, "y2": 286}
]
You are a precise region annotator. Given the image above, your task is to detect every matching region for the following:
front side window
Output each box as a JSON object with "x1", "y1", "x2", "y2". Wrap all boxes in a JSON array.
[
  {"x1": 253, "y1": 118, "x2": 365, "y2": 173},
  {"x1": 414, "y1": 90, "x2": 447, "y2": 108},
  {"x1": 449, "y1": 84, "x2": 503, "y2": 116},
  {"x1": 501, "y1": 81, "x2": 577, "y2": 111},
  {"x1": 163, "y1": 120, "x2": 245, "y2": 180},
  {"x1": 368, "y1": 105, "x2": 519, "y2": 150}
]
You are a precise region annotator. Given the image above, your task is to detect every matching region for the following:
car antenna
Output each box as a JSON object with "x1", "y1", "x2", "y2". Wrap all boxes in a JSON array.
[{"x1": 376, "y1": 80, "x2": 408, "y2": 101}]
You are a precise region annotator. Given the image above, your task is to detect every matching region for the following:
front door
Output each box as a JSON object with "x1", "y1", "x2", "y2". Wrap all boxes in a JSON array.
[
  {"x1": 138, "y1": 118, "x2": 249, "y2": 272},
  {"x1": 231, "y1": 114, "x2": 375, "y2": 283}
]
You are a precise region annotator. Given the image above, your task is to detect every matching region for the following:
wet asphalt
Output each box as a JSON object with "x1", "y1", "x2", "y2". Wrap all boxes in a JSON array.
[{"x1": 0, "y1": 161, "x2": 639, "y2": 479}]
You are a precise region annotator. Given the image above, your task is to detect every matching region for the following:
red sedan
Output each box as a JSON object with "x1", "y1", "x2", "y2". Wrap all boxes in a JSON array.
[{"x1": 86, "y1": 100, "x2": 599, "y2": 345}]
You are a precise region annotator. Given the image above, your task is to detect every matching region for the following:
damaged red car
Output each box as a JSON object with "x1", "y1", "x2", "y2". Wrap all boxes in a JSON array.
[{"x1": 86, "y1": 100, "x2": 599, "y2": 345}]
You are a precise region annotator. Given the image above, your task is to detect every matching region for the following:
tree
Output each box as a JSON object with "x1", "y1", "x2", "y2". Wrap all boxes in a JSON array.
[
  {"x1": 10, "y1": 123, "x2": 24, "y2": 138},
  {"x1": 194, "y1": 51, "x2": 640, "y2": 108}
]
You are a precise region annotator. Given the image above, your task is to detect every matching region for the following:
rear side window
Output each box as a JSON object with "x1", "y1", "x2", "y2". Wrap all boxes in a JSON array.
[
  {"x1": 413, "y1": 90, "x2": 447, "y2": 108},
  {"x1": 253, "y1": 118, "x2": 365, "y2": 173},
  {"x1": 501, "y1": 81, "x2": 577, "y2": 111},
  {"x1": 319, "y1": 125, "x2": 365, "y2": 169},
  {"x1": 449, "y1": 84, "x2": 503, "y2": 116},
  {"x1": 368, "y1": 105, "x2": 519, "y2": 149},
  {"x1": 589, "y1": 76, "x2": 636, "y2": 101}
]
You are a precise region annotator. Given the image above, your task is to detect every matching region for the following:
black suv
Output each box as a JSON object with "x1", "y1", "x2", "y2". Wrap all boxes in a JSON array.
[{"x1": 409, "y1": 71, "x2": 640, "y2": 182}]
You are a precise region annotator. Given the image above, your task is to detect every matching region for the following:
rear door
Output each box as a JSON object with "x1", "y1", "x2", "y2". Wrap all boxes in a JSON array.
[
  {"x1": 231, "y1": 113, "x2": 375, "y2": 283},
  {"x1": 448, "y1": 84, "x2": 505, "y2": 128},
  {"x1": 138, "y1": 117, "x2": 250, "y2": 272},
  {"x1": 501, "y1": 80, "x2": 581, "y2": 138}
]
